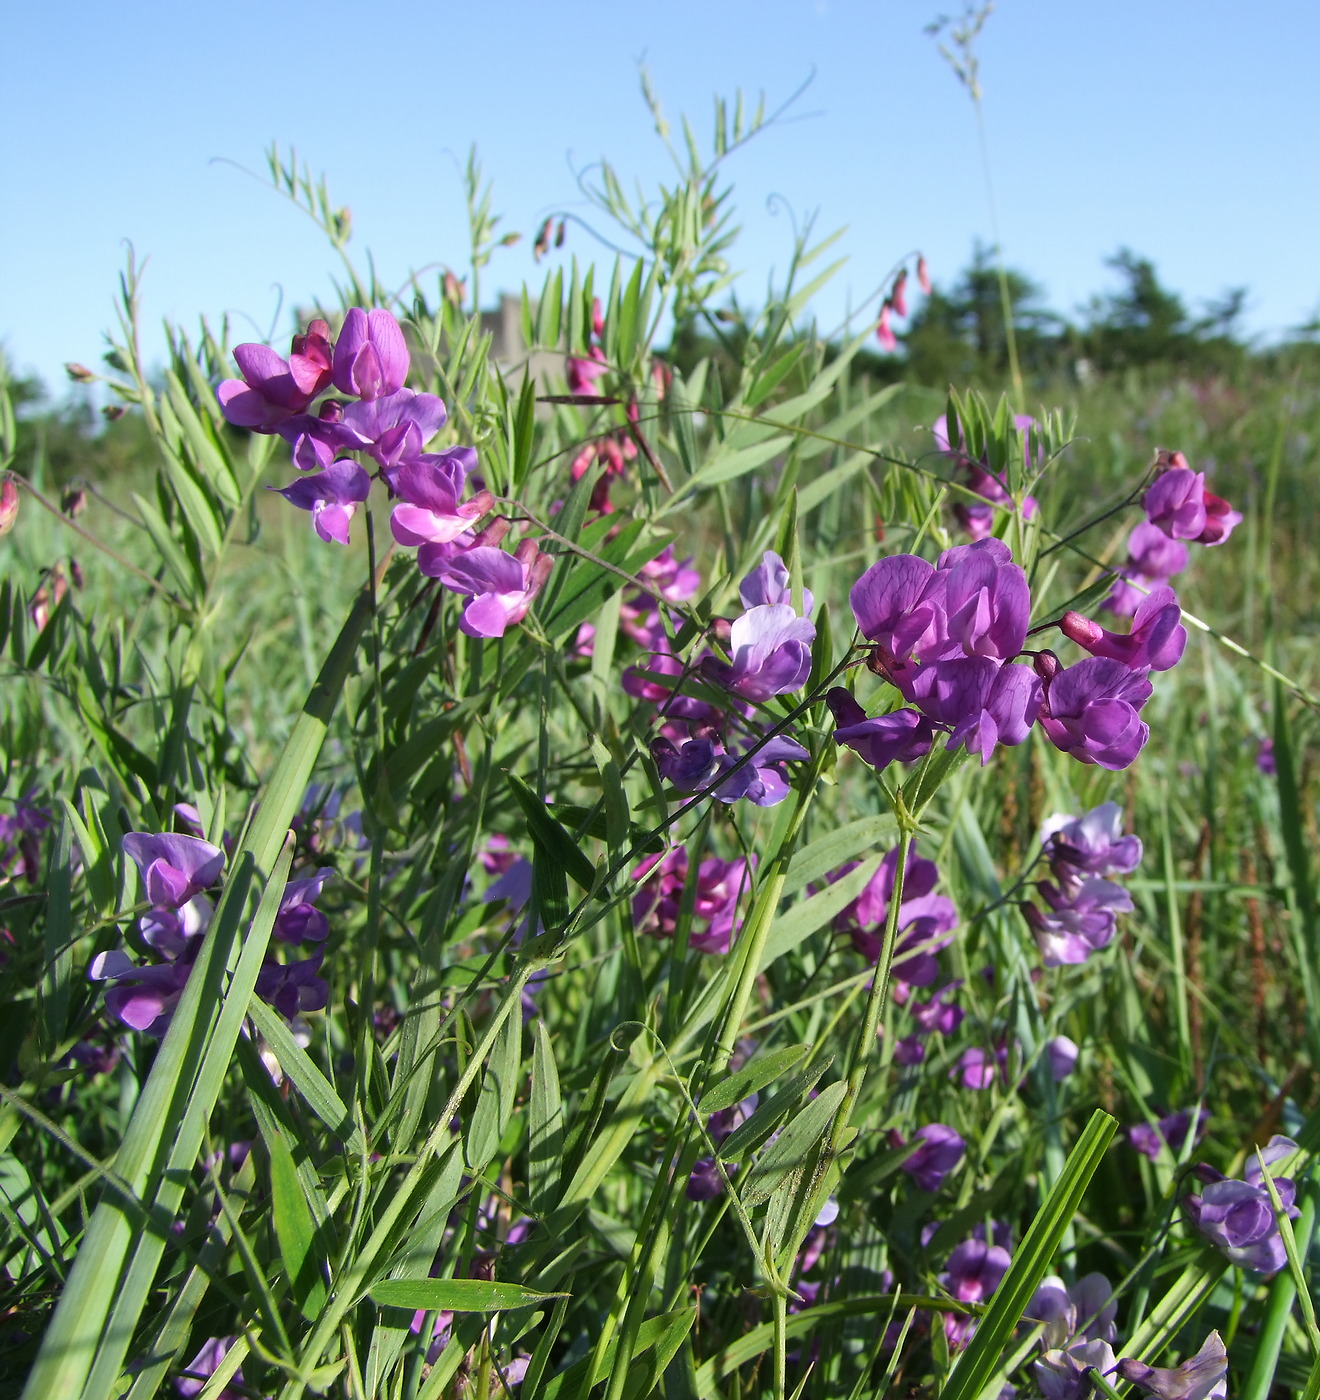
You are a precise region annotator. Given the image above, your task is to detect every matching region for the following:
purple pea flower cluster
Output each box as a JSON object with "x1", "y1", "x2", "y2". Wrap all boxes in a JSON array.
[
  {"x1": 1128, "y1": 1107, "x2": 1209, "y2": 1162},
  {"x1": 1106, "y1": 448, "x2": 1241, "y2": 618},
  {"x1": 1184, "y1": 1134, "x2": 1301, "y2": 1273},
  {"x1": 1029, "y1": 1272, "x2": 1118, "y2": 1400},
  {"x1": 933, "y1": 413, "x2": 1039, "y2": 541},
  {"x1": 0, "y1": 795, "x2": 50, "y2": 886},
  {"x1": 1024, "y1": 802, "x2": 1142, "y2": 967},
  {"x1": 632, "y1": 552, "x2": 814, "y2": 808},
  {"x1": 218, "y1": 309, "x2": 552, "y2": 638},
  {"x1": 631, "y1": 847, "x2": 754, "y2": 955},
  {"x1": 89, "y1": 832, "x2": 334, "y2": 1035},
  {"x1": 833, "y1": 844, "x2": 959, "y2": 994}
]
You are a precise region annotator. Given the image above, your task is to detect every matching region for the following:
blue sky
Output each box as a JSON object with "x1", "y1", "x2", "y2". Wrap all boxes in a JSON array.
[{"x1": 3, "y1": 2, "x2": 1317, "y2": 393}]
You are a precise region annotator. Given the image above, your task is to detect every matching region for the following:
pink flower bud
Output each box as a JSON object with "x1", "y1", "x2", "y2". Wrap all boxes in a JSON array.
[
  {"x1": 65, "y1": 362, "x2": 95, "y2": 383},
  {"x1": 0, "y1": 478, "x2": 18, "y2": 536},
  {"x1": 892, "y1": 269, "x2": 909, "y2": 319},
  {"x1": 876, "y1": 303, "x2": 898, "y2": 353},
  {"x1": 917, "y1": 256, "x2": 932, "y2": 294},
  {"x1": 1059, "y1": 611, "x2": 1105, "y2": 649}
]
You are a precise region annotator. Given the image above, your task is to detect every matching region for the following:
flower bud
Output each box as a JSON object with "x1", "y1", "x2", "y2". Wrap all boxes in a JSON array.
[
  {"x1": 65, "y1": 362, "x2": 96, "y2": 383},
  {"x1": 917, "y1": 255, "x2": 932, "y2": 294},
  {"x1": 102, "y1": 404, "x2": 127, "y2": 421},
  {"x1": 60, "y1": 485, "x2": 87, "y2": 519},
  {"x1": 0, "y1": 478, "x2": 18, "y2": 536}
]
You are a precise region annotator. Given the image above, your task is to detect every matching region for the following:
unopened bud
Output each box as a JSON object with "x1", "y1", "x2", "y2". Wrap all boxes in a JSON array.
[
  {"x1": 1032, "y1": 649, "x2": 1062, "y2": 683},
  {"x1": 554, "y1": 219, "x2": 566, "y2": 248},
  {"x1": 499, "y1": 231, "x2": 522, "y2": 247},
  {"x1": 891, "y1": 269, "x2": 909, "y2": 319},
  {"x1": 69, "y1": 559, "x2": 84, "y2": 588},
  {"x1": 101, "y1": 404, "x2": 126, "y2": 421},
  {"x1": 318, "y1": 399, "x2": 345, "y2": 424},
  {"x1": 1153, "y1": 447, "x2": 1190, "y2": 473},
  {"x1": 1058, "y1": 611, "x2": 1104, "y2": 650},
  {"x1": 60, "y1": 486, "x2": 87, "y2": 519},
  {"x1": 917, "y1": 255, "x2": 931, "y2": 295},
  {"x1": 474, "y1": 517, "x2": 511, "y2": 550},
  {"x1": 592, "y1": 297, "x2": 604, "y2": 339},
  {"x1": 0, "y1": 479, "x2": 18, "y2": 536},
  {"x1": 708, "y1": 617, "x2": 733, "y2": 647},
  {"x1": 65, "y1": 362, "x2": 96, "y2": 383}
]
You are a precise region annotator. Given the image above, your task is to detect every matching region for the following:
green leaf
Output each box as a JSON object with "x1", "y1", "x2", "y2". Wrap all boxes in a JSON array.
[
  {"x1": 717, "y1": 1055, "x2": 832, "y2": 1164},
  {"x1": 265, "y1": 1124, "x2": 328, "y2": 1320},
  {"x1": 700, "y1": 1044, "x2": 810, "y2": 1114},
  {"x1": 466, "y1": 1000, "x2": 521, "y2": 1171},
  {"x1": 740, "y1": 1080, "x2": 847, "y2": 1206},
  {"x1": 508, "y1": 771, "x2": 597, "y2": 892},
  {"x1": 370, "y1": 1279, "x2": 567, "y2": 1312},
  {"x1": 758, "y1": 853, "x2": 885, "y2": 970},
  {"x1": 529, "y1": 1020, "x2": 565, "y2": 1216},
  {"x1": 939, "y1": 1109, "x2": 1117, "y2": 1400}
]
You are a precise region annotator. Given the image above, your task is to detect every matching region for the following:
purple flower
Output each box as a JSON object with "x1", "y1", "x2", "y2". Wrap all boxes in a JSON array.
[
  {"x1": 274, "y1": 459, "x2": 371, "y2": 545},
  {"x1": 1184, "y1": 1136, "x2": 1300, "y2": 1272},
  {"x1": 901, "y1": 1123, "x2": 966, "y2": 1191},
  {"x1": 387, "y1": 449, "x2": 491, "y2": 546},
  {"x1": 1060, "y1": 585, "x2": 1186, "y2": 672},
  {"x1": 687, "y1": 1095, "x2": 757, "y2": 1198},
  {"x1": 217, "y1": 320, "x2": 334, "y2": 431},
  {"x1": 653, "y1": 733, "x2": 809, "y2": 808},
  {"x1": 1042, "y1": 803, "x2": 1143, "y2": 884},
  {"x1": 1127, "y1": 1108, "x2": 1209, "y2": 1161},
  {"x1": 420, "y1": 538, "x2": 554, "y2": 638},
  {"x1": 740, "y1": 549, "x2": 814, "y2": 615},
  {"x1": 909, "y1": 983, "x2": 965, "y2": 1037},
  {"x1": 254, "y1": 951, "x2": 330, "y2": 1022},
  {"x1": 651, "y1": 736, "x2": 720, "y2": 790},
  {"x1": 906, "y1": 657, "x2": 1041, "y2": 764},
  {"x1": 332, "y1": 307, "x2": 410, "y2": 401},
  {"x1": 122, "y1": 833, "x2": 224, "y2": 908},
  {"x1": 939, "y1": 1232, "x2": 1012, "y2": 1347},
  {"x1": 954, "y1": 1044, "x2": 1007, "y2": 1090},
  {"x1": 1116, "y1": 1331, "x2": 1228, "y2": 1400},
  {"x1": 701, "y1": 604, "x2": 815, "y2": 702},
  {"x1": 1197, "y1": 489, "x2": 1243, "y2": 546},
  {"x1": 932, "y1": 539, "x2": 1031, "y2": 663},
  {"x1": 175, "y1": 1336, "x2": 255, "y2": 1400},
  {"x1": 849, "y1": 554, "x2": 945, "y2": 669},
  {"x1": 1256, "y1": 737, "x2": 1276, "y2": 774},
  {"x1": 827, "y1": 689, "x2": 935, "y2": 773},
  {"x1": 274, "y1": 869, "x2": 334, "y2": 945},
  {"x1": 1145, "y1": 465, "x2": 1208, "y2": 541},
  {"x1": 1036, "y1": 654, "x2": 1152, "y2": 770},
  {"x1": 332, "y1": 388, "x2": 448, "y2": 467},
  {"x1": 89, "y1": 952, "x2": 193, "y2": 1035},
  {"x1": 934, "y1": 414, "x2": 1040, "y2": 540},
  {"x1": 1026, "y1": 877, "x2": 1133, "y2": 966},
  {"x1": 1105, "y1": 521, "x2": 1189, "y2": 617},
  {"x1": 837, "y1": 846, "x2": 958, "y2": 987},
  {"x1": 1047, "y1": 1035, "x2": 1079, "y2": 1080},
  {"x1": 631, "y1": 848, "x2": 754, "y2": 954},
  {"x1": 0, "y1": 797, "x2": 51, "y2": 883}
]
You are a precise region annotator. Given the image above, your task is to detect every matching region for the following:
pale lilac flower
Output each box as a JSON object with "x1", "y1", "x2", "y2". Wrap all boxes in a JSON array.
[
  {"x1": 1060, "y1": 586, "x2": 1186, "y2": 672},
  {"x1": 1116, "y1": 1331, "x2": 1228, "y2": 1400},
  {"x1": 827, "y1": 689, "x2": 935, "y2": 773},
  {"x1": 1047, "y1": 1035, "x2": 1079, "y2": 1080},
  {"x1": 1042, "y1": 803, "x2": 1143, "y2": 884},
  {"x1": 420, "y1": 538, "x2": 554, "y2": 638},
  {"x1": 1035, "y1": 1339, "x2": 1117, "y2": 1400},
  {"x1": 901, "y1": 1123, "x2": 966, "y2": 1191},
  {"x1": 1030, "y1": 1272, "x2": 1117, "y2": 1349},
  {"x1": 701, "y1": 604, "x2": 815, "y2": 702},
  {"x1": 274, "y1": 459, "x2": 371, "y2": 545},
  {"x1": 122, "y1": 833, "x2": 224, "y2": 908},
  {"x1": 1027, "y1": 877, "x2": 1133, "y2": 966},
  {"x1": 740, "y1": 550, "x2": 814, "y2": 615},
  {"x1": 332, "y1": 307, "x2": 410, "y2": 401},
  {"x1": 1036, "y1": 654, "x2": 1152, "y2": 770},
  {"x1": 1128, "y1": 1108, "x2": 1208, "y2": 1161},
  {"x1": 217, "y1": 321, "x2": 334, "y2": 431}
]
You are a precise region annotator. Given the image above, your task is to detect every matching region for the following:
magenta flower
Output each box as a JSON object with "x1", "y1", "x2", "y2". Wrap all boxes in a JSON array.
[
  {"x1": 939, "y1": 1232, "x2": 1011, "y2": 1347},
  {"x1": 906, "y1": 657, "x2": 1041, "y2": 764},
  {"x1": 567, "y1": 345, "x2": 608, "y2": 393},
  {"x1": 909, "y1": 983, "x2": 965, "y2": 1037},
  {"x1": 388, "y1": 450, "x2": 491, "y2": 546},
  {"x1": 827, "y1": 689, "x2": 935, "y2": 773},
  {"x1": 122, "y1": 833, "x2": 224, "y2": 908},
  {"x1": 1197, "y1": 488, "x2": 1243, "y2": 546},
  {"x1": 274, "y1": 459, "x2": 371, "y2": 545},
  {"x1": 837, "y1": 846, "x2": 958, "y2": 987},
  {"x1": 420, "y1": 538, "x2": 554, "y2": 637},
  {"x1": 1026, "y1": 876, "x2": 1133, "y2": 966},
  {"x1": 1145, "y1": 465, "x2": 1208, "y2": 541},
  {"x1": 217, "y1": 320, "x2": 334, "y2": 431},
  {"x1": 1257, "y1": 736, "x2": 1276, "y2": 774},
  {"x1": 1060, "y1": 585, "x2": 1186, "y2": 672},
  {"x1": 701, "y1": 604, "x2": 815, "y2": 702},
  {"x1": 875, "y1": 302, "x2": 898, "y2": 353},
  {"x1": 332, "y1": 387, "x2": 448, "y2": 467},
  {"x1": 849, "y1": 554, "x2": 945, "y2": 673},
  {"x1": 1036, "y1": 654, "x2": 1152, "y2": 769},
  {"x1": 1116, "y1": 1330, "x2": 1227, "y2": 1400},
  {"x1": 901, "y1": 1123, "x2": 966, "y2": 1191},
  {"x1": 741, "y1": 550, "x2": 814, "y2": 614},
  {"x1": 1042, "y1": 803, "x2": 1143, "y2": 884},
  {"x1": 934, "y1": 414, "x2": 1039, "y2": 540},
  {"x1": 930, "y1": 539, "x2": 1031, "y2": 662},
  {"x1": 1105, "y1": 521, "x2": 1189, "y2": 617},
  {"x1": 954, "y1": 1043, "x2": 1007, "y2": 1090},
  {"x1": 332, "y1": 307, "x2": 410, "y2": 401},
  {"x1": 712, "y1": 735, "x2": 810, "y2": 806}
]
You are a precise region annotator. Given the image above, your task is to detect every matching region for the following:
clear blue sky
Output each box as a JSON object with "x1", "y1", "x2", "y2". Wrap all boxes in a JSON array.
[{"x1": 3, "y1": 2, "x2": 1317, "y2": 393}]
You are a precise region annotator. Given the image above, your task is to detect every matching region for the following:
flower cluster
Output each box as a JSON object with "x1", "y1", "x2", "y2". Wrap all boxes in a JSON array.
[
  {"x1": 631, "y1": 847, "x2": 753, "y2": 955},
  {"x1": 1106, "y1": 448, "x2": 1241, "y2": 617},
  {"x1": 937, "y1": 1223, "x2": 1012, "y2": 1347},
  {"x1": 89, "y1": 831, "x2": 333, "y2": 1035},
  {"x1": 1128, "y1": 1106, "x2": 1209, "y2": 1162},
  {"x1": 1023, "y1": 802, "x2": 1142, "y2": 966},
  {"x1": 898, "y1": 1122, "x2": 966, "y2": 1192},
  {"x1": 933, "y1": 412, "x2": 1039, "y2": 541},
  {"x1": 0, "y1": 795, "x2": 49, "y2": 886},
  {"x1": 1184, "y1": 1134, "x2": 1301, "y2": 1272},
  {"x1": 1029, "y1": 1272, "x2": 1117, "y2": 1400},
  {"x1": 874, "y1": 257, "x2": 930, "y2": 353},
  {"x1": 218, "y1": 310, "x2": 551, "y2": 638},
  {"x1": 634, "y1": 551, "x2": 815, "y2": 808}
]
